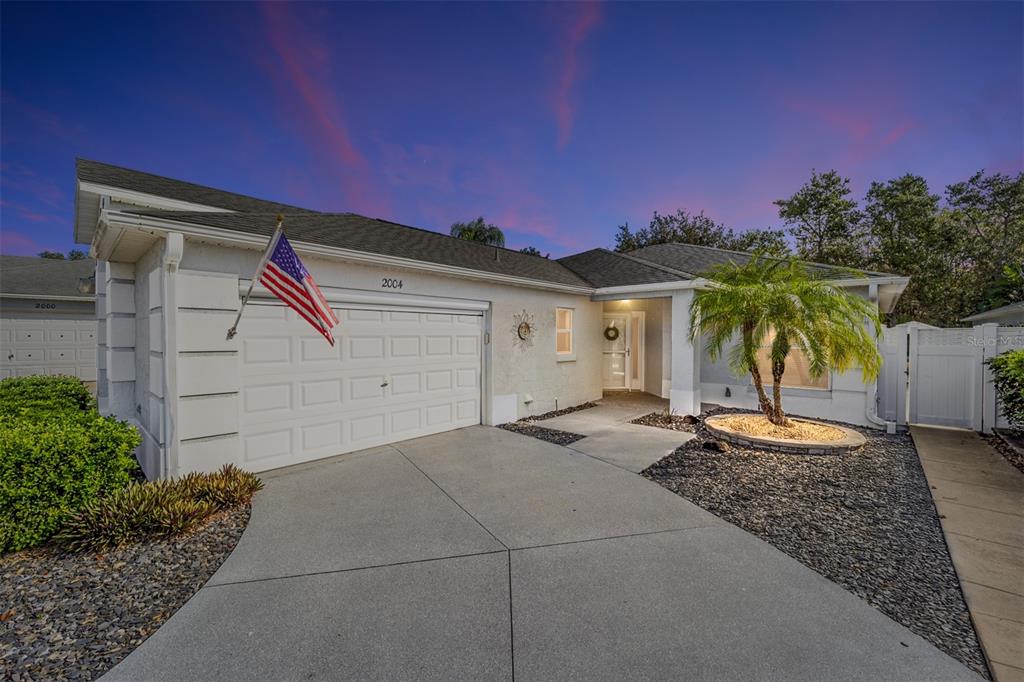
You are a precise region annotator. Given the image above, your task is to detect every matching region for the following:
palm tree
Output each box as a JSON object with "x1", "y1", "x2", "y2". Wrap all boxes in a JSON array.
[
  {"x1": 449, "y1": 217, "x2": 505, "y2": 247},
  {"x1": 689, "y1": 254, "x2": 882, "y2": 426}
]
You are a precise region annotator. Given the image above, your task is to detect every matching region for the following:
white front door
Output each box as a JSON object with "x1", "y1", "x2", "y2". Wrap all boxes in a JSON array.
[
  {"x1": 602, "y1": 313, "x2": 630, "y2": 389},
  {"x1": 238, "y1": 303, "x2": 483, "y2": 471}
]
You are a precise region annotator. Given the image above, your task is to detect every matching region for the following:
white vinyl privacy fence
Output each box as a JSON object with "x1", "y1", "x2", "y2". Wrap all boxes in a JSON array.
[{"x1": 878, "y1": 323, "x2": 1023, "y2": 433}]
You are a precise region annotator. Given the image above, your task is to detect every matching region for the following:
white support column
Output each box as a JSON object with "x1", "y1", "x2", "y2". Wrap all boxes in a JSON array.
[
  {"x1": 978, "y1": 323, "x2": 999, "y2": 434},
  {"x1": 105, "y1": 262, "x2": 136, "y2": 420},
  {"x1": 669, "y1": 290, "x2": 701, "y2": 416}
]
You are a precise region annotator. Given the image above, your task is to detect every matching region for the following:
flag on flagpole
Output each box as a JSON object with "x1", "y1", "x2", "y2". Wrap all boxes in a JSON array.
[{"x1": 258, "y1": 233, "x2": 339, "y2": 345}]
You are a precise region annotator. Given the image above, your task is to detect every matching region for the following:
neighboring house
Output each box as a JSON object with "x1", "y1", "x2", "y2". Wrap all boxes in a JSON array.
[
  {"x1": 962, "y1": 302, "x2": 1024, "y2": 326},
  {"x1": 0, "y1": 255, "x2": 97, "y2": 383},
  {"x1": 74, "y1": 159, "x2": 908, "y2": 478}
]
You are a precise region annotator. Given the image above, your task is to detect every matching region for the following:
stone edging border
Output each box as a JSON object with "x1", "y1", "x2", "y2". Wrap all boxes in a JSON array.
[{"x1": 705, "y1": 414, "x2": 867, "y2": 455}]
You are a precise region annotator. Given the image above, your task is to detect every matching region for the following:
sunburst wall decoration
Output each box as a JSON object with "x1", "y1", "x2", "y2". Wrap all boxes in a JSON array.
[{"x1": 511, "y1": 309, "x2": 535, "y2": 350}]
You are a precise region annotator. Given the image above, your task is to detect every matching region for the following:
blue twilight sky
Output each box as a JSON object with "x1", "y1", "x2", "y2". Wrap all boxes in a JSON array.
[{"x1": 1, "y1": 1, "x2": 1021, "y2": 257}]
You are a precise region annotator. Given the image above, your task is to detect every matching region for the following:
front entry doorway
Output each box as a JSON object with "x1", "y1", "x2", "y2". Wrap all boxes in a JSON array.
[{"x1": 602, "y1": 311, "x2": 645, "y2": 391}]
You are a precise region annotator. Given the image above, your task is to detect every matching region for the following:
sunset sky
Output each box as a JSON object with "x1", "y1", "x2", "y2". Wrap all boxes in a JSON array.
[{"x1": 1, "y1": 1, "x2": 1021, "y2": 257}]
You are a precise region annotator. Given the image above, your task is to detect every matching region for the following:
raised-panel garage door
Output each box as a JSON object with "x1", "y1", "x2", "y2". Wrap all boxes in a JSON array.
[
  {"x1": 238, "y1": 303, "x2": 482, "y2": 471},
  {"x1": 0, "y1": 316, "x2": 97, "y2": 381}
]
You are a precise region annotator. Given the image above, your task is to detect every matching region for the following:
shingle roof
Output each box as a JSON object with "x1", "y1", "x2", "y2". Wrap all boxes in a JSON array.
[
  {"x1": 628, "y1": 243, "x2": 895, "y2": 279},
  {"x1": 0, "y1": 255, "x2": 96, "y2": 299},
  {"x1": 557, "y1": 249, "x2": 694, "y2": 288},
  {"x1": 129, "y1": 211, "x2": 594, "y2": 288},
  {"x1": 77, "y1": 159, "x2": 316, "y2": 214}
]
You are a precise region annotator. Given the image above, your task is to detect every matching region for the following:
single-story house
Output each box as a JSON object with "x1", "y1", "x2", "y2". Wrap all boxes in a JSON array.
[
  {"x1": 0, "y1": 255, "x2": 97, "y2": 384},
  {"x1": 74, "y1": 159, "x2": 908, "y2": 478},
  {"x1": 962, "y1": 302, "x2": 1024, "y2": 326}
]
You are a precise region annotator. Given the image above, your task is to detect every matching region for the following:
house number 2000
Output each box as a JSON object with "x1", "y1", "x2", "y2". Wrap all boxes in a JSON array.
[{"x1": 381, "y1": 278, "x2": 403, "y2": 289}]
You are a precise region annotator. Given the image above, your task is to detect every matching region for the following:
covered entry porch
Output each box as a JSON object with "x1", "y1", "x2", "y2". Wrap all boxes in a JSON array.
[{"x1": 595, "y1": 287, "x2": 703, "y2": 417}]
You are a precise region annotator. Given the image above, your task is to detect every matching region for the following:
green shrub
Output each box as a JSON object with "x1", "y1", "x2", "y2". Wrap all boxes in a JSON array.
[
  {"x1": 987, "y1": 348, "x2": 1024, "y2": 428},
  {"x1": 57, "y1": 481, "x2": 216, "y2": 551},
  {"x1": 0, "y1": 414, "x2": 141, "y2": 552},
  {"x1": 180, "y1": 464, "x2": 264, "y2": 507},
  {"x1": 57, "y1": 464, "x2": 263, "y2": 551},
  {"x1": 0, "y1": 375, "x2": 95, "y2": 419}
]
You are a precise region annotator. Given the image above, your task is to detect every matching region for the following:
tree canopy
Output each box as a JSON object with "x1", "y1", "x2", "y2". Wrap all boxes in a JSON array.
[
  {"x1": 449, "y1": 217, "x2": 505, "y2": 247},
  {"x1": 616, "y1": 169, "x2": 1023, "y2": 326},
  {"x1": 614, "y1": 210, "x2": 789, "y2": 257}
]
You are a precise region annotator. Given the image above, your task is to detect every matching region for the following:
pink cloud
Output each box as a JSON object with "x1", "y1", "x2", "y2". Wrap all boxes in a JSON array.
[
  {"x1": 259, "y1": 2, "x2": 390, "y2": 215},
  {"x1": 550, "y1": 2, "x2": 602, "y2": 149},
  {"x1": 0, "y1": 227, "x2": 47, "y2": 256},
  {"x1": 0, "y1": 199, "x2": 65, "y2": 225},
  {"x1": 0, "y1": 162, "x2": 65, "y2": 207}
]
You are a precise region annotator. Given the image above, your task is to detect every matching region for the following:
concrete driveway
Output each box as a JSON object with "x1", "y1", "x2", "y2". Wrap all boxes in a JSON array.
[{"x1": 106, "y1": 426, "x2": 976, "y2": 681}]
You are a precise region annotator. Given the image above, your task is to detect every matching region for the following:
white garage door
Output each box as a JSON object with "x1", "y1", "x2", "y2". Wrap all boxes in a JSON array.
[
  {"x1": 0, "y1": 315, "x2": 97, "y2": 381},
  {"x1": 238, "y1": 303, "x2": 483, "y2": 471}
]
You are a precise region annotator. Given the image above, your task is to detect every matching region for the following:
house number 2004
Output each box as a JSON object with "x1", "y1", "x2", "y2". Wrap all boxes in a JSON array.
[{"x1": 381, "y1": 278, "x2": 403, "y2": 289}]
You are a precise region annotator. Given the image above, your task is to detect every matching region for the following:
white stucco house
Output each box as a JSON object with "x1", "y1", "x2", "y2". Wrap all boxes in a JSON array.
[
  {"x1": 74, "y1": 160, "x2": 908, "y2": 478},
  {"x1": 0, "y1": 255, "x2": 97, "y2": 383}
]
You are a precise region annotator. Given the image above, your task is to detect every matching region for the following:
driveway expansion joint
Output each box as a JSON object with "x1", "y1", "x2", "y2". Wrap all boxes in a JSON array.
[
  {"x1": 389, "y1": 443, "x2": 510, "y2": 551},
  {"x1": 202, "y1": 548, "x2": 509, "y2": 589}
]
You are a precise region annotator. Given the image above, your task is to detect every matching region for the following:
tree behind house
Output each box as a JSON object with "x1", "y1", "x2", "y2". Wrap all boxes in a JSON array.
[
  {"x1": 774, "y1": 169, "x2": 865, "y2": 267},
  {"x1": 614, "y1": 209, "x2": 789, "y2": 256},
  {"x1": 449, "y1": 217, "x2": 505, "y2": 247}
]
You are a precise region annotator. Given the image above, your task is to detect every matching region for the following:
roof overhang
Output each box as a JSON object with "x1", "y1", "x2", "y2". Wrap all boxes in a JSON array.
[
  {"x1": 98, "y1": 210, "x2": 596, "y2": 296},
  {"x1": 75, "y1": 180, "x2": 232, "y2": 245}
]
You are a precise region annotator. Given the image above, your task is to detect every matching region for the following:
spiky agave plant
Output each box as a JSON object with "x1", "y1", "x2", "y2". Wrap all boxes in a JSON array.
[{"x1": 688, "y1": 253, "x2": 882, "y2": 426}]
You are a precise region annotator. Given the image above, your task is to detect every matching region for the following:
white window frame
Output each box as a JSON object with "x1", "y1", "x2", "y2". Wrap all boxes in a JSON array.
[{"x1": 555, "y1": 307, "x2": 575, "y2": 361}]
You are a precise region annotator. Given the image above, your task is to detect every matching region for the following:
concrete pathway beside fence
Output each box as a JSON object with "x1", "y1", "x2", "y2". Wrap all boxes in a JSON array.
[{"x1": 912, "y1": 426, "x2": 1024, "y2": 682}]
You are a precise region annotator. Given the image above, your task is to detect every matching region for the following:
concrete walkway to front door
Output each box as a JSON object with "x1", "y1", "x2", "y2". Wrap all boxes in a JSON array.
[
  {"x1": 911, "y1": 426, "x2": 1024, "y2": 681},
  {"x1": 106, "y1": 426, "x2": 976, "y2": 681},
  {"x1": 538, "y1": 391, "x2": 696, "y2": 472}
]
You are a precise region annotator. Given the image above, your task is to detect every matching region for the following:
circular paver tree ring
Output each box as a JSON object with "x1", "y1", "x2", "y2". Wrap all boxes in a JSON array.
[{"x1": 705, "y1": 414, "x2": 867, "y2": 455}]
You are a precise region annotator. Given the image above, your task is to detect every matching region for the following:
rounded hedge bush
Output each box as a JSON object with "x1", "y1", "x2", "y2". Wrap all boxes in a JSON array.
[
  {"x1": 0, "y1": 374, "x2": 96, "y2": 419},
  {"x1": 0, "y1": 376, "x2": 141, "y2": 552}
]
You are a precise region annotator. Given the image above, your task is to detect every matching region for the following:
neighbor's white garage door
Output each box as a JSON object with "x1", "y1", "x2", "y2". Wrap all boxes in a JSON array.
[
  {"x1": 0, "y1": 315, "x2": 97, "y2": 381},
  {"x1": 238, "y1": 303, "x2": 483, "y2": 471}
]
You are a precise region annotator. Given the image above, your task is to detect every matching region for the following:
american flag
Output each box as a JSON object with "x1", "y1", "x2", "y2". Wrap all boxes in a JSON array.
[{"x1": 259, "y1": 233, "x2": 339, "y2": 345}]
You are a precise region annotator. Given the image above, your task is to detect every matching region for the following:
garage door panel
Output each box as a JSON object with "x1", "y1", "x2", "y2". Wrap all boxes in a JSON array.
[
  {"x1": 238, "y1": 304, "x2": 482, "y2": 471},
  {"x1": 242, "y1": 382, "x2": 293, "y2": 415},
  {"x1": 242, "y1": 337, "x2": 292, "y2": 366},
  {"x1": 300, "y1": 379, "x2": 342, "y2": 407},
  {"x1": 15, "y1": 329, "x2": 42, "y2": 343}
]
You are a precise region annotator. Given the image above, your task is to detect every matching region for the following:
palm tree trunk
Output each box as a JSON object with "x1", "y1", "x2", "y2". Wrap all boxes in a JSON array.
[
  {"x1": 749, "y1": 364, "x2": 774, "y2": 420},
  {"x1": 770, "y1": 358, "x2": 789, "y2": 426},
  {"x1": 743, "y1": 325, "x2": 775, "y2": 420}
]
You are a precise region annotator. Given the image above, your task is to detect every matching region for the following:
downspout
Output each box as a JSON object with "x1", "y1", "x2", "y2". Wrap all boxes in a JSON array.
[
  {"x1": 161, "y1": 233, "x2": 184, "y2": 478},
  {"x1": 864, "y1": 283, "x2": 896, "y2": 433}
]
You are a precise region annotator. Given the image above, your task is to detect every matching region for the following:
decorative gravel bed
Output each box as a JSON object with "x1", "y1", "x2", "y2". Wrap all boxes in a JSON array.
[
  {"x1": 630, "y1": 411, "x2": 699, "y2": 432},
  {"x1": 0, "y1": 505, "x2": 250, "y2": 681},
  {"x1": 523, "y1": 401, "x2": 598, "y2": 422},
  {"x1": 986, "y1": 428, "x2": 1024, "y2": 475},
  {"x1": 642, "y1": 407, "x2": 989, "y2": 678},
  {"x1": 500, "y1": 421, "x2": 586, "y2": 445}
]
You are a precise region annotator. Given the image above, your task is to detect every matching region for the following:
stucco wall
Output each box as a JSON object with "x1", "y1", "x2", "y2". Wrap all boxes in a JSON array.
[{"x1": 178, "y1": 240, "x2": 603, "y2": 422}]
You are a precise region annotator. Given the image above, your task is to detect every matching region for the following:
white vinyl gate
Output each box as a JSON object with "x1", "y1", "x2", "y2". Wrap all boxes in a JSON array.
[{"x1": 878, "y1": 323, "x2": 1023, "y2": 432}]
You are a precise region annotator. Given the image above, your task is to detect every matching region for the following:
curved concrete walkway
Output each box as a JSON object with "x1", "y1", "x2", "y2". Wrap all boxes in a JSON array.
[{"x1": 106, "y1": 426, "x2": 977, "y2": 681}]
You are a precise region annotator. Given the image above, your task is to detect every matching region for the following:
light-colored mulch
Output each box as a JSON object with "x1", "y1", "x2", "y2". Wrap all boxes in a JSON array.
[{"x1": 716, "y1": 414, "x2": 845, "y2": 442}]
